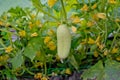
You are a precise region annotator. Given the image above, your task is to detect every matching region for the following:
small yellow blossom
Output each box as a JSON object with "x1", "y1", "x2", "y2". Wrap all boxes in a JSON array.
[
  {"x1": 103, "y1": 49, "x2": 109, "y2": 56},
  {"x1": 87, "y1": 21, "x2": 94, "y2": 27},
  {"x1": 0, "y1": 56, "x2": 4, "y2": 62},
  {"x1": 92, "y1": 14, "x2": 99, "y2": 21},
  {"x1": 47, "y1": 29, "x2": 54, "y2": 36},
  {"x1": 34, "y1": 73, "x2": 42, "y2": 79},
  {"x1": 47, "y1": 41, "x2": 55, "y2": 47},
  {"x1": 48, "y1": 0, "x2": 57, "y2": 8},
  {"x1": 35, "y1": 20, "x2": 40, "y2": 25},
  {"x1": 41, "y1": 77, "x2": 48, "y2": 80},
  {"x1": 72, "y1": 16, "x2": 81, "y2": 23},
  {"x1": 111, "y1": 47, "x2": 118, "y2": 54},
  {"x1": 0, "y1": 55, "x2": 9, "y2": 62},
  {"x1": 71, "y1": 26, "x2": 77, "y2": 33},
  {"x1": 98, "y1": 44, "x2": 104, "y2": 50},
  {"x1": 65, "y1": 68, "x2": 72, "y2": 75},
  {"x1": 91, "y1": 3, "x2": 97, "y2": 9},
  {"x1": 31, "y1": 32, "x2": 38, "y2": 37},
  {"x1": 94, "y1": 51, "x2": 99, "y2": 57},
  {"x1": 115, "y1": 18, "x2": 120, "y2": 22},
  {"x1": 49, "y1": 45, "x2": 56, "y2": 51},
  {"x1": 35, "y1": 62, "x2": 43, "y2": 68},
  {"x1": 108, "y1": 0, "x2": 116, "y2": 4},
  {"x1": 44, "y1": 36, "x2": 51, "y2": 44},
  {"x1": 19, "y1": 30, "x2": 26, "y2": 37},
  {"x1": 0, "y1": 20, "x2": 3, "y2": 25},
  {"x1": 97, "y1": 13, "x2": 106, "y2": 19},
  {"x1": 95, "y1": 36, "x2": 100, "y2": 43},
  {"x1": 35, "y1": 20, "x2": 42, "y2": 27},
  {"x1": 5, "y1": 46, "x2": 13, "y2": 53},
  {"x1": 88, "y1": 38, "x2": 95, "y2": 44},
  {"x1": 47, "y1": 41, "x2": 56, "y2": 50},
  {"x1": 3, "y1": 16, "x2": 7, "y2": 20},
  {"x1": 29, "y1": 22, "x2": 34, "y2": 29},
  {"x1": 116, "y1": 56, "x2": 120, "y2": 61},
  {"x1": 31, "y1": 14, "x2": 36, "y2": 19},
  {"x1": 81, "y1": 4, "x2": 88, "y2": 11}
]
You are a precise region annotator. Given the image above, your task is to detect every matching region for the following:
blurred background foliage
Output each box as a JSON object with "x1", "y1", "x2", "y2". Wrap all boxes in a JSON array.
[{"x1": 0, "y1": 0, "x2": 32, "y2": 15}]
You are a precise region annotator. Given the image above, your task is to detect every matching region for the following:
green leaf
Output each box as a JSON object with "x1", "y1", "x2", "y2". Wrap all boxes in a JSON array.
[
  {"x1": 81, "y1": 60, "x2": 104, "y2": 80},
  {"x1": 104, "y1": 59, "x2": 120, "y2": 80},
  {"x1": 23, "y1": 37, "x2": 41, "y2": 61},
  {"x1": 3, "y1": 70, "x2": 17, "y2": 80},
  {"x1": 23, "y1": 43, "x2": 37, "y2": 61},
  {"x1": 10, "y1": 53, "x2": 24, "y2": 69},
  {"x1": 69, "y1": 55, "x2": 79, "y2": 70}
]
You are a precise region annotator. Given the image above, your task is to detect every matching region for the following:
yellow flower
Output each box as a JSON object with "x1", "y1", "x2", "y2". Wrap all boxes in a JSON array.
[
  {"x1": 97, "y1": 13, "x2": 106, "y2": 19},
  {"x1": 48, "y1": 0, "x2": 57, "y2": 8},
  {"x1": 47, "y1": 29, "x2": 54, "y2": 36},
  {"x1": 35, "y1": 20, "x2": 42, "y2": 27},
  {"x1": 44, "y1": 36, "x2": 51, "y2": 44},
  {"x1": 34, "y1": 73, "x2": 42, "y2": 79},
  {"x1": 91, "y1": 3, "x2": 97, "y2": 9},
  {"x1": 41, "y1": 77, "x2": 48, "y2": 80},
  {"x1": 81, "y1": 4, "x2": 88, "y2": 11},
  {"x1": 108, "y1": 0, "x2": 116, "y2": 4},
  {"x1": 47, "y1": 41, "x2": 56, "y2": 51},
  {"x1": 88, "y1": 38, "x2": 95, "y2": 44},
  {"x1": 72, "y1": 16, "x2": 81, "y2": 23},
  {"x1": 31, "y1": 32, "x2": 38, "y2": 37},
  {"x1": 0, "y1": 55, "x2": 9, "y2": 62},
  {"x1": 5, "y1": 46, "x2": 13, "y2": 53},
  {"x1": 65, "y1": 68, "x2": 72, "y2": 75},
  {"x1": 94, "y1": 51, "x2": 99, "y2": 57},
  {"x1": 47, "y1": 41, "x2": 55, "y2": 47},
  {"x1": 98, "y1": 44, "x2": 104, "y2": 50},
  {"x1": 103, "y1": 49, "x2": 108, "y2": 56},
  {"x1": 95, "y1": 36, "x2": 100, "y2": 44},
  {"x1": 29, "y1": 22, "x2": 34, "y2": 29},
  {"x1": 71, "y1": 26, "x2": 77, "y2": 33},
  {"x1": 35, "y1": 62, "x2": 43, "y2": 68},
  {"x1": 116, "y1": 56, "x2": 120, "y2": 61},
  {"x1": 31, "y1": 14, "x2": 36, "y2": 19},
  {"x1": 19, "y1": 30, "x2": 26, "y2": 37},
  {"x1": 49, "y1": 45, "x2": 56, "y2": 51},
  {"x1": 87, "y1": 21, "x2": 94, "y2": 27},
  {"x1": 115, "y1": 18, "x2": 120, "y2": 22},
  {"x1": 111, "y1": 47, "x2": 118, "y2": 54},
  {"x1": 0, "y1": 56, "x2": 4, "y2": 62},
  {"x1": 92, "y1": 14, "x2": 99, "y2": 21},
  {"x1": 47, "y1": 41, "x2": 56, "y2": 50},
  {"x1": 3, "y1": 16, "x2": 7, "y2": 20},
  {"x1": 0, "y1": 20, "x2": 3, "y2": 25}
]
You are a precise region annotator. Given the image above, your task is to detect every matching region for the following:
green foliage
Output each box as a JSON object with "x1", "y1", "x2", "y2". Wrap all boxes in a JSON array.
[
  {"x1": 82, "y1": 59, "x2": 120, "y2": 80},
  {"x1": 0, "y1": 0, "x2": 120, "y2": 79},
  {"x1": 10, "y1": 53, "x2": 24, "y2": 69}
]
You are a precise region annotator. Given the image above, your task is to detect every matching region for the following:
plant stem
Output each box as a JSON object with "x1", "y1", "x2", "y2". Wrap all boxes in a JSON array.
[
  {"x1": 44, "y1": 61, "x2": 47, "y2": 76},
  {"x1": 60, "y1": 0, "x2": 67, "y2": 22},
  {"x1": 34, "y1": 4, "x2": 59, "y2": 22},
  {"x1": 110, "y1": 22, "x2": 120, "y2": 51}
]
